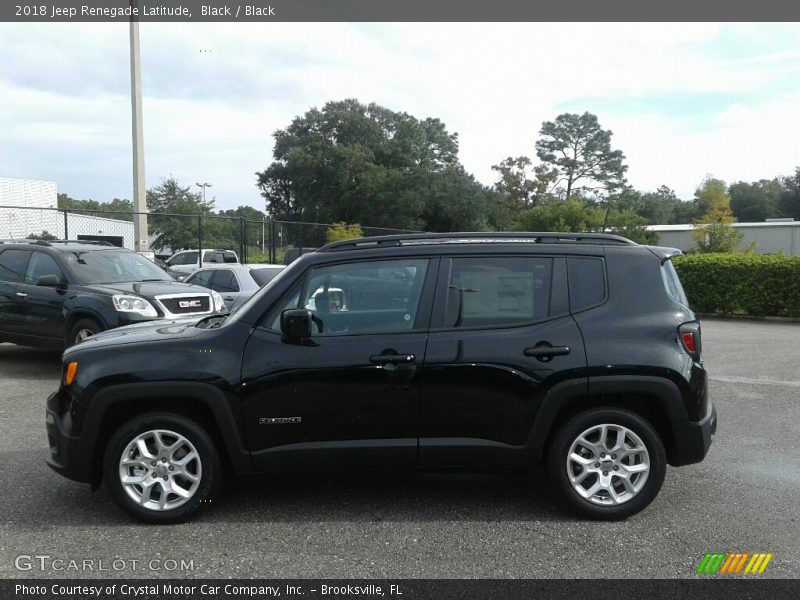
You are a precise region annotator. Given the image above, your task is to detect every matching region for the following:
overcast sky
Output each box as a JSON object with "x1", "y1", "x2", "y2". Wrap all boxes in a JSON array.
[{"x1": 2, "y1": 22, "x2": 800, "y2": 211}]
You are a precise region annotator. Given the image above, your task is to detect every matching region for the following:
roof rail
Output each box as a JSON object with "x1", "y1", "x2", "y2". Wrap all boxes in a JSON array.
[
  {"x1": 320, "y1": 231, "x2": 636, "y2": 252},
  {"x1": 47, "y1": 240, "x2": 115, "y2": 246},
  {"x1": 0, "y1": 239, "x2": 53, "y2": 246}
]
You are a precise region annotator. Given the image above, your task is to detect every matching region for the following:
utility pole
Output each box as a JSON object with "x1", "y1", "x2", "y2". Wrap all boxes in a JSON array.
[{"x1": 130, "y1": 1, "x2": 148, "y2": 251}]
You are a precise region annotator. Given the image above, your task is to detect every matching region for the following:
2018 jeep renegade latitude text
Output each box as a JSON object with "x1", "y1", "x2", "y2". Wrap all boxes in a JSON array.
[{"x1": 45, "y1": 232, "x2": 717, "y2": 523}]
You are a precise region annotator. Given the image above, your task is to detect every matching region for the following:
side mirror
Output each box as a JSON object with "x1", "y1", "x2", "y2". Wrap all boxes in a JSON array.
[
  {"x1": 36, "y1": 274, "x2": 62, "y2": 287},
  {"x1": 280, "y1": 308, "x2": 314, "y2": 344}
]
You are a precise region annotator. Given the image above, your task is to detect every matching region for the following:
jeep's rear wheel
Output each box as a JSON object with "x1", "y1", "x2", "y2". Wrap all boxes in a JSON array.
[
  {"x1": 103, "y1": 413, "x2": 221, "y2": 524},
  {"x1": 547, "y1": 408, "x2": 666, "y2": 520}
]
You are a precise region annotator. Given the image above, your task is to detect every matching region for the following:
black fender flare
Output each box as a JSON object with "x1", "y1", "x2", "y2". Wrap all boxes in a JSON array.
[
  {"x1": 529, "y1": 375, "x2": 688, "y2": 460},
  {"x1": 85, "y1": 382, "x2": 252, "y2": 472}
]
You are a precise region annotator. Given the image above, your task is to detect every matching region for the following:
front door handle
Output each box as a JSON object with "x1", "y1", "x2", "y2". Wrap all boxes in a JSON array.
[
  {"x1": 523, "y1": 343, "x2": 570, "y2": 362},
  {"x1": 369, "y1": 354, "x2": 416, "y2": 365},
  {"x1": 15, "y1": 292, "x2": 27, "y2": 298}
]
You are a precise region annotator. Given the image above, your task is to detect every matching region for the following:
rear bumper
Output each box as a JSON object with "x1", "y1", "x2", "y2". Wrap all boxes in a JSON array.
[
  {"x1": 669, "y1": 398, "x2": 717, "y2": 466},
  {"x1": 45, "y1": 390, "x2": 93, "y2": 483}
]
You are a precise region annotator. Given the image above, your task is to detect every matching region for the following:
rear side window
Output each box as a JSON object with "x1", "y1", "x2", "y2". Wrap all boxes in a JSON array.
[
  {"x1": 567, "y1": 257, "x2": 606, "y2": 312},
  {"x1": 0, "y1": 249, "x2": 31, "y2": 283},
  {"x1": 661, "y1": 260, "x2": 689, "y2": 307},
  {"x1": 444, "y1": 257, "x2": 553, "y2": 328},
  {"x1": 169, "y1": 252, "x2": 198, "y2": 266},
  {"x1": 211, "y1": 269, "x2": 239, "y2": 293},
  {"x1": 222, "y1": 251, "x2": 238, "y2": 263}
]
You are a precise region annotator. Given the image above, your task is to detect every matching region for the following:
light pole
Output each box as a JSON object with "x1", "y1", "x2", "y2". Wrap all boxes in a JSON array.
[
  {"x1": 196, "y1": 182, "x2": 212, "y2": 205},
  {"x1": 195, "y1": 183, "x2": 211, "y2": 267},
  {"x1": 130, "y1": 1, "x2": 148, "y2": 251}
]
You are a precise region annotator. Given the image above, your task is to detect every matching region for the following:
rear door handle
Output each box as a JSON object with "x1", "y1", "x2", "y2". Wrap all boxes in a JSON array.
[
  {"x1": 15, "y1": 292, "x2": 27, "y2": 298},
  {"x1": 369, "y1": 354, "x2": 416, "y2": 365},
  {"x1": 523, "y1": 344, "x2": 570, "y2": 362}
]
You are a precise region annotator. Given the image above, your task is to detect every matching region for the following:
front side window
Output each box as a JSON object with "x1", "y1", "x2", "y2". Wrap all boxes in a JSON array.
[
  {"x1": 187, "y1": 270, "x2": 214, "y2": 289},
  {"x1": 25, "y1": 252, "x2": 64, "y2": 284},
  {"x1": 444, "y1": 257, "x2": 553, "y2": 328},
  {"x1": 269, "y1": 259, "x2": 429, "y2": 336}
]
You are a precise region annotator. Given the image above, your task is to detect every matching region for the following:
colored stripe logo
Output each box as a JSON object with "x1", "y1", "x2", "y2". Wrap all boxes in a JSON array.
[{"x1": 696, "y1": 552, "x2": 773, "y2": 574}]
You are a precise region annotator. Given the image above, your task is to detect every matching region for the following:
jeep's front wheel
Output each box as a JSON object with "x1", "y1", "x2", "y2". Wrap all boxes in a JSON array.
[
  {"x1": 546, "y1": 408, "x2": 666, "y2": 520},
  {"x1": 103, "y1": 413, "x2": 221, "y2": 523}
]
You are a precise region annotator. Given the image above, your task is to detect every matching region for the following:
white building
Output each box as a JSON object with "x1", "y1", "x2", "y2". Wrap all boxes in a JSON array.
[
  {"x1": 0, "y1": 177, "x2": 135, "y2": 248},
  {"x1": 0, "y1": 177, "x2": 60, "y2": 238},
  {"x1": 648, "y1": 221, "x2": 800, "y2": 255}
]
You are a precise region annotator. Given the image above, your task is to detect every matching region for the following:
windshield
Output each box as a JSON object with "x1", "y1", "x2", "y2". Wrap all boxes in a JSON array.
[{"x1": 64, "y1": 250, "x2": 174, "y2": 284}]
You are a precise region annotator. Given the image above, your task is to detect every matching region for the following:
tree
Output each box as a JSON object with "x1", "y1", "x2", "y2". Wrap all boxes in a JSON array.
[
  {"x1": 147, "y1": 177, "x2": 215, "y2": 252},
  {"x1": 256, "y1": 99, "x2": 490, "y2": 232},
  {"x1": 535, "y1": 112, "x2": 628, "y2": 200},
  {"x1": 27, "y1": 230, "x2": 57, "y2": 241},
  {"x1": 325, "y1": 222, "x2": 364, "y2": 243},
  {"x1": 778, "y1": 167, "x2": 800, "y2": 221},
  {"x1": 691, "y1": 177, "x2": 744, "y2": 253},
  {"x1": 639, "y1": 185, "x2": 682, "y2": 224},
  {"x1": 514, "y1": 198, "x2": 604, "y2": 233},
  {"x1": 729, "y1": 179, "x2": 781, "y2": 222},
  {"x1": 491, "y1": 156, "x2": 557, "y2": 209},
  {"x1": 57, "y1": 193, "x2": 133, "y2": 221},
  {"x1": 604, "y1": 208, "x2": 659, "y2": 244}
]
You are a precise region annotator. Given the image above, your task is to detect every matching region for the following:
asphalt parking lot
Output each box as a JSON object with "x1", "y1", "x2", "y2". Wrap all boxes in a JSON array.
[{"x1": 1, "y1": 318, "x2": 798, "y2": 579}]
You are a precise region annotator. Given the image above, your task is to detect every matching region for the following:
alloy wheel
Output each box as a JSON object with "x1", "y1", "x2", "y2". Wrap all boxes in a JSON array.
[
  {"x1": 74, "y1": 329, "x2": 95, "y2": 343},
  {"x1": 566, "y1": 423, "x2": 650, "y2": 506},
  {"x1": 118, "y1": 429, "x2": 202, "y2": 511}
]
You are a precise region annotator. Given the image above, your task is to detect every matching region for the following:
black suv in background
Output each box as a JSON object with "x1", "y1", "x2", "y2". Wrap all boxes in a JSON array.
[
  {"x1": 45, "y1": 232, "x2": 716, "y2": 523},
  {"x1": 0, "y1": 240, "x2": 225, "y2": 347}
]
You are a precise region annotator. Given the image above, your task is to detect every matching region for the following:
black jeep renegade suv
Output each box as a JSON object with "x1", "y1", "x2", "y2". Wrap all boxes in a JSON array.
[
  {"x1": 0, "y1": 239, "x2": 225, "y2": 347},
  {"x1": 45, "y1": 232, "x2": 716, "y2": 523}
]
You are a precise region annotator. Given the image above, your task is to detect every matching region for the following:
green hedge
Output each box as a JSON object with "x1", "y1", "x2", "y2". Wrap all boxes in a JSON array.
[{"x1": 672, "y1": 253, "x2": 800, "y2": 317}]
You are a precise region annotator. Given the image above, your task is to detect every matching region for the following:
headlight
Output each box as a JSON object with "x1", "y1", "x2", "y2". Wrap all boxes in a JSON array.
[
  {"x1": 211, "y1": 290, "x2": 225, "y2": 312},
  {"x1": 112, "y1": 294, "x2": 158, "y2": 317}
]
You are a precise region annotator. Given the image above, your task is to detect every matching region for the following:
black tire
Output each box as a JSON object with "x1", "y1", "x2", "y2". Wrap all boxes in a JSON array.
[
  {"x1": 546, "y1": 408, "x2": 666, "y2": 520},
  {"x1": 103, "y1": 413, "x2": 221, "y2": 524},
  {"x1": 67, "y1": 317, "x2": 103, "y2": 346}
]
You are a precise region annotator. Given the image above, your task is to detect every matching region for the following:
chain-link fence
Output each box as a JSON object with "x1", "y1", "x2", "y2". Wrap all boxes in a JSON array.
[{"x1": 0, "y1": 205, "x2": 420, "y2": 265}]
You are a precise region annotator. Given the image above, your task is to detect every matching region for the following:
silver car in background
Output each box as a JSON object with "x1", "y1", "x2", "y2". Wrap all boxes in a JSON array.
[{"x1": 184, "y1": 264, "x2": 284, "y2": 311}]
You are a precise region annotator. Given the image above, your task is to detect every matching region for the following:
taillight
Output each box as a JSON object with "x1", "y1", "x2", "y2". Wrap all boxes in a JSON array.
[
  {"x1": 681, "y1": 332, "x2": 696, "y2": 353},
  {"x1": 678, "y1": 323, "x2": 701, "y2": 360}
]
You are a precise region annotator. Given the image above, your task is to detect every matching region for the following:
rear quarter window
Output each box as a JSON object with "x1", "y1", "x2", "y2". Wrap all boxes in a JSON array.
[
  {"x1": 661, "y1": 259, "x2": 689, "y2": 307},
  {"x1": 567, "y1": 257, "x2": 606, "y2": 312}
]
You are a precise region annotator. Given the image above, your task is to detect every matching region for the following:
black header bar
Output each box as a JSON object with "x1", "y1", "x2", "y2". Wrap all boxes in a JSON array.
[{"x1": 3, "y1": 0, "x2": 800, "y2": 22}]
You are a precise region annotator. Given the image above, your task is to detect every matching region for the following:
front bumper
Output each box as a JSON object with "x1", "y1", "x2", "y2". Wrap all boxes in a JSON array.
[
  {"x1": 669, "y1": 398, "x2": 717, "y2": 466},
  {"x1": 45, "y1": 390, "x2": 93, "y2": 483}
]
